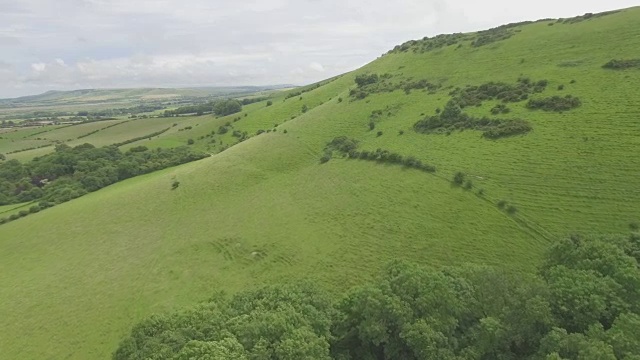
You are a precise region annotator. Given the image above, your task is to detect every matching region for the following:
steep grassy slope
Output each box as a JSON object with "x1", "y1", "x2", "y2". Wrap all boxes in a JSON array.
[{"x1": 1, "y1": 7, "x2": 639, "y2": 359}]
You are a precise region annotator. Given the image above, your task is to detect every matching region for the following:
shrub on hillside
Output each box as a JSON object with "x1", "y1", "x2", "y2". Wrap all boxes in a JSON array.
[
  {"x1": 354, "y1": 74, "x2": 379, "y2": 87},
  {"x1": 602, "y1": 59, "x2": 640, "y2": 69},
  {"x1": 464, "y1": 180, "x2": 473, "y2": 190},
  {"x1": 527, "y1": 95, "x2": 581, "y2": 112},
  {"x1": 453, "y1": 172, "x2": 466, "y2": 186}
]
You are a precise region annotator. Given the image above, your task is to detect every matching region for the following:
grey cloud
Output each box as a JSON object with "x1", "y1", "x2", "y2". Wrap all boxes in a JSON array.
[{"x1": 0, "y1": 0, "x2": 638, "y2": 98}]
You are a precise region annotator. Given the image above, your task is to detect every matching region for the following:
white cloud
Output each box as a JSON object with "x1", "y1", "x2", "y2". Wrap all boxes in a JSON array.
[
  {"x1": 0, "y1": 0, "x2": 638, "y2": 98},
  {"x1": 31, "y1": 63, "x2": 46, "y2": 72},
  {"x1": 309, "y1": 62, "x2": 325, "y2": 72}
]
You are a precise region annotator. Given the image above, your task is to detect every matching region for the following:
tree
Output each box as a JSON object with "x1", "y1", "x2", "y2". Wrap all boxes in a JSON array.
[{"x1": 213, "y1": 99, "x2": 242, "y2": 116}]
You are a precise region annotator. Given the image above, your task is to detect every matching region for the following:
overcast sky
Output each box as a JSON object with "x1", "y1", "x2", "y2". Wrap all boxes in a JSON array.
[{"x1": 0, "y1": 0, "x2": 636, "y2": 98}]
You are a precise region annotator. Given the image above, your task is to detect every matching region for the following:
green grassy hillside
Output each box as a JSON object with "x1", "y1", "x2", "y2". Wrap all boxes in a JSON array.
[{"x1": 1, "y1": 7, "x2": 639, "y2": 359}]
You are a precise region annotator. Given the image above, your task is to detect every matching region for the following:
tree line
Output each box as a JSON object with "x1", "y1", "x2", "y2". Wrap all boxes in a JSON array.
[
  {"x1": 163, "y1": 99, "x2": 243, "y2": 117},
  {"x1": 114, "y1": 233, "x2": 640, "y2": 359},
  {"x1": 0, "y1": 143, "x2": 208, "y2": 222}
]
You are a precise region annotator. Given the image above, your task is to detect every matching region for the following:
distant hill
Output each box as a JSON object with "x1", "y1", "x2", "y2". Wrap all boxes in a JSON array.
[
  {"x1": 0, "y1": 86, "x2": 292, "y2": 109},
  {"x1": 1, "y1": 6, "x2": 639, "y2": 359}
]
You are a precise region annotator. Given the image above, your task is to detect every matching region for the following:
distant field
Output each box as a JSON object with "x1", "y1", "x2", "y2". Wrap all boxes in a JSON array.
[{"x1": 1, "y1": 7, "x2": 640, "y2": 359}]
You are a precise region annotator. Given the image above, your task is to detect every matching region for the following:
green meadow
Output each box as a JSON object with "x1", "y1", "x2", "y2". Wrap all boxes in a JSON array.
[{"x1": 1, "y1": 7, "x2": 639, "y2": 359}]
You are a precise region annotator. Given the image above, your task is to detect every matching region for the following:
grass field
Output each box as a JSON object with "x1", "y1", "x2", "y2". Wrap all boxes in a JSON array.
[{"x1": 1, "y1": 6, "x2": 639, "y2": 359}]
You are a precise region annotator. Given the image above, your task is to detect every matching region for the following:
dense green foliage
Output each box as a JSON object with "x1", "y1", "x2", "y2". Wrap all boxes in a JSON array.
[
  {"x1": 0, "y1": 143, "x2": 208, "y2": 213},
  {"x1": 527, "y1": 95, "x2": 582, "y2": 112},
  {"x1": 114, "y1": 235, "x2": 640, "y2": 359},
  {"x1": 349, "y1": 73, "x2": 440, "y2": 99},
  {"x1": 414, "y1": 100, "x2": 532, "y2": 139},
  {"x1": 451, "y1": 78, "x2": 548, "y2": 108}
]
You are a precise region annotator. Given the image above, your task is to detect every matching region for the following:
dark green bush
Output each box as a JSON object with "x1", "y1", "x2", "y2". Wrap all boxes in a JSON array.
[
  {"x1": 506, "y1": 205, "x2": 518, "y2": 214},
  {"x1": 464, "y1": 180, "x2": 473, "y2": 190},
  {"x1": 171, "y1": 180, "x2": 180, "y2": 190},
  {"x1": 602, "y1": 59, "x2": 640, "y2": 69},
  {"x1": 325, "y1": 137, "x2": 358, "y2": 153},
  {"x1": 453, "y1": 172, "x2": 466, "y2": 186},
  {"x1": 527, "y1": 95, "x2": 581, "y2": 112},
  {"x1": 376, "y1": 131, "x2": 383, "y2": 137},
  {"x1": 320, "y1": 153, "x2": 332, "y2": 164},
  {"x1": 497, "y1": 200, "x2": 507, "y2": 209},
  {"x1": 187, "y1": 139, "x2": 195, "y2": 145},
  {"x1": 354, "y1": 73, "x2": 379, "y2": 87}
]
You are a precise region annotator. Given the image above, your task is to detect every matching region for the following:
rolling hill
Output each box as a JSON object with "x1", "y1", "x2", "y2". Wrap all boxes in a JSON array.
[{"x1": 1, "y1": 6, "x2": 639, "y2": 359}]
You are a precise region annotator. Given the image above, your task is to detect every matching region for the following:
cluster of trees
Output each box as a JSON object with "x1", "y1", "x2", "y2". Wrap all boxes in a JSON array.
[
  {"x1": 602, "y1": 59, "x2": 640, "y2": 70},
  {"x1": 354, "y1": 74, "x2": 380, "y2": 88},
  {"x1": 114, "y1": 234, "x2": 640, "y2": 359},
  {"x1": 450, "y1": 78, "x2": 548, "y2": 109},
  {"x1": 240, "y1": 97, "x2": 269, "y2": 105},
  {"x1": 527, "y1": 95, "x2": 582, "y2": 112},
  {"x1": 388, "y1": 19, "x2": 548, "y2": 55},
  {"x1": 402, "y1": 79, "x2": 441, "y2": 94},
  {"x1": 164, "y1": 99, "x2": 242, "y2": 117},
  {"x1": 0, "y1": 143, "x2": 208, "y2": 212},
  {"x1": 350, "y1": 73, "x2": 438, "y2": 100},
  {"x1": 414, "y1": 100, "x2": 532, "y2": 139}
]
